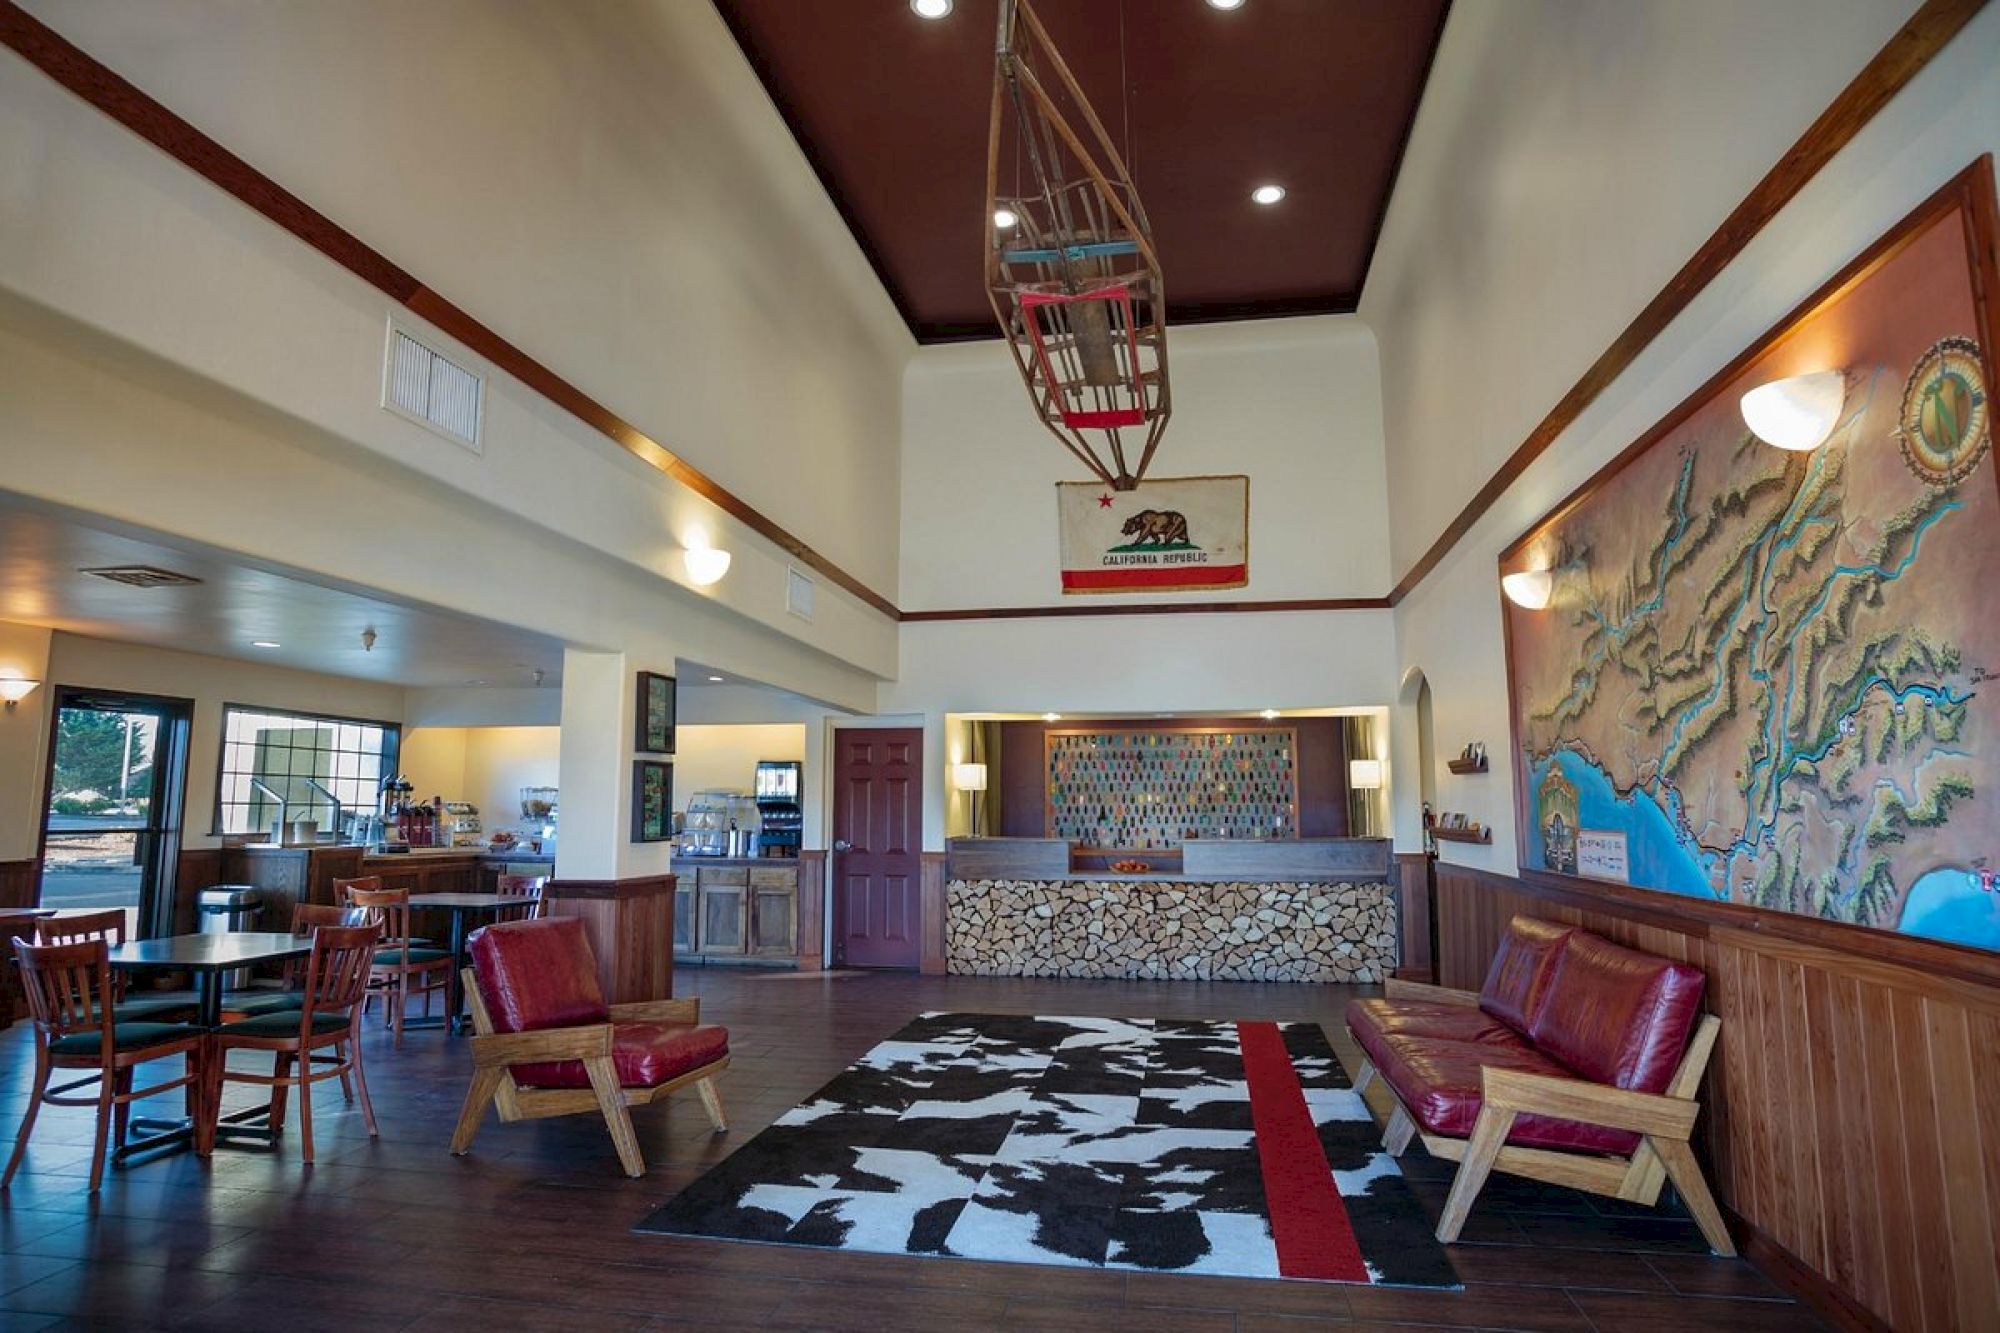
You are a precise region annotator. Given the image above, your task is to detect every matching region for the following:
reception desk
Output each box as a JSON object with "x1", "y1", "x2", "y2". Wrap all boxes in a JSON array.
[{"x1": 943, "y1": 837, "x2": 1397, "y2": 983}]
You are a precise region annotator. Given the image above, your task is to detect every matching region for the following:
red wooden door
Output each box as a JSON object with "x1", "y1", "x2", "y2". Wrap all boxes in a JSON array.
[{"x1": 832, "y1": 727, "x2": 922, "y2": 969}]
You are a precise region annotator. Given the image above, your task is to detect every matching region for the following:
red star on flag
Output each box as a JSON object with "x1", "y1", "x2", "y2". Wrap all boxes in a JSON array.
[{"x1": 1097, "y1": 493, "x2": 1115, "y2": 509}]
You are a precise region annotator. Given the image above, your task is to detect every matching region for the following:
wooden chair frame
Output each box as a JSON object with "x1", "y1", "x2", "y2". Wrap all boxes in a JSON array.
[
  {"x1": 450, "y1": 969, "x2": 729, "y2": 1178},
  {"x1": 493, "y1": 874, "x2": 549, "y2": 921},
  {"x1": 34, "y1": 909, "x2": 195, "y2": 1023},
  {"x1": 1352, "y1": 977, "x2": 1732, "y2": 1256},
  {"x1": 345, "y1": 885, "x2": 451, "y2": 1044},
  {"x1": 202, "y1": 922, "x2": 381, "y2": 1164},
  {"x1": 4, "y1": 938, "x2": 211, "y2": 1192}
]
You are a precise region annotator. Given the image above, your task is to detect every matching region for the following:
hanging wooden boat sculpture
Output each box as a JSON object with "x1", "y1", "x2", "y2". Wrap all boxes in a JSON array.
[{"x1": 985, "y1": 0, "x2": 1170, "y2": 491}]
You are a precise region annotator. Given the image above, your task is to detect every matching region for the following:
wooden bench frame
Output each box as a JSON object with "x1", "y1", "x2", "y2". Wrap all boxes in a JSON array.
[
  {"x1": 449, "y1": 969, "x2": 729, "y2": 1178},
  {"x1": 1353, "y1": 977, "x2": 1732, "y2": 1255}
]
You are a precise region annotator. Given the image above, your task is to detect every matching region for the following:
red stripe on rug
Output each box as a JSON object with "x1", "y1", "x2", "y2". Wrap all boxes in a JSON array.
[{"x1": 1237, "y1": 1020, "x2": 1370, "y2": 1282}]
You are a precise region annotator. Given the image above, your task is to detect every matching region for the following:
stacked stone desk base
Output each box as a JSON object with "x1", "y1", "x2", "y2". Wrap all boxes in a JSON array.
[{"x1": 945, "y1": 878, "x2": 1397, "y2": 983}]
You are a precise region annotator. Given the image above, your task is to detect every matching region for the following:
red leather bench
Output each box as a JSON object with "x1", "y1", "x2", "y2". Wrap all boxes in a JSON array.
[
  {"x1": 1346, "y1": 916, "x2": 1731, "y2": 1254},
  {"x1": 449, "y1": 917, "x2": 730, "y2": 1177}
]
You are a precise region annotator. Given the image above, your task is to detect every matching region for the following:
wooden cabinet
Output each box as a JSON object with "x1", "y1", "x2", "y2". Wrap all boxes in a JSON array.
[{"x1": 678, "y1": 859, "x2": 798, "y2": 964}]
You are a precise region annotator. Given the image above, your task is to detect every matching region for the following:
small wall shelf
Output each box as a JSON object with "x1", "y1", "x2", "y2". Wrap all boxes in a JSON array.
[
  {"x1": 1446, "y1": 757, "x2": 1489, "y2": 775},
  {"x1": 1431, "y1": 827, "x2": 1492, "y2": 845}
]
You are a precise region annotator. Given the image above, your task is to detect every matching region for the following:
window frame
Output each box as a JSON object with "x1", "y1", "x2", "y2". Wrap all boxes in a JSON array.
[{"x1": 211, "y1": 701, "x2": 402, "y2": 838}]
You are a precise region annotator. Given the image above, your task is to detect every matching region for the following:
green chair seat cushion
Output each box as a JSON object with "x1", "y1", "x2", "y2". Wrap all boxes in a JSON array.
[
  {"x1": 217, "y1": 1011, "x2": 352, "y2": 1038},
  {"x1": 49, "y1": 1021, "x2": 203, "y2": 1057},
  {"x1": 374, "y1": 947, "x2": 453, "y2": 964},
  {"x1": 226, "y1": 992, "x2": 306, "y2": 1016}
]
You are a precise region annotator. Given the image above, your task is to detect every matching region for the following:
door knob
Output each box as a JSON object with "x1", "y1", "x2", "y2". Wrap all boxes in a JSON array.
[{"x1": 832, "y1": 838, "x2": 853, "y2": 853}]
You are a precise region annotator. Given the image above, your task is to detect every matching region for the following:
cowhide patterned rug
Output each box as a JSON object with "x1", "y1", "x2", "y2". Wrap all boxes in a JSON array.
[{"x1": 635, "y1": 1012, "x2": 1458, "y2": 1287}]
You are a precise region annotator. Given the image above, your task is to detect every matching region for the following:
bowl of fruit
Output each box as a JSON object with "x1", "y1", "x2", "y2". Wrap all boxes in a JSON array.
[{"x1": 1109, "y1": 859, "x2": 1151, "y2": 874}]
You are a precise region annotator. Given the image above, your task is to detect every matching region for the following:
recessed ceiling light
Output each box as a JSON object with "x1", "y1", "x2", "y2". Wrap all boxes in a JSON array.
[
  {"x1": 1260, "y1": 708, "x2": 1281, "y2": 720},
  {"x1": 708, "y1": 675, "x2": 725, "y2": 683},
  {"x1": 1207, "y1": 0, "x2": 1247, "y2": 9},
  {"x1": 1042, "y1": 712, "x2": 1062, "y2": 722},
  {"x1": 1251, "y1": 184, "x2": 1286, "y2": 206},
  {"x1": 993, "y1": 208, "x2": 1018, "y2": 229},
  {"x1": 911, "y1": 0, "x2": 951, "y2": 18},
  {"x1": 251, "y1": 640, "x2": 281, "y2": 649}
]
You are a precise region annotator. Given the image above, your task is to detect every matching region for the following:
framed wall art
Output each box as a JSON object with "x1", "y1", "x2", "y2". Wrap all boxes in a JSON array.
[
  {"x1": 636, "y1": 671, "x2": 676, "y2": 754},
  {"x1": 632, "y1": 759, "x2": 673, "y2": 843}
]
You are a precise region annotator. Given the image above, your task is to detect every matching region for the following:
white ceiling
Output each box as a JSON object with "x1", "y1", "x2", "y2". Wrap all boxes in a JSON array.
[{"x1": 0, "y1": 494, "x2": 569, "y2": 689}]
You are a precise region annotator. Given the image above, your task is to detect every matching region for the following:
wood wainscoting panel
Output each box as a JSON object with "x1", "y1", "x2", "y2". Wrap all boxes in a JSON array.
[
  {"x1": 1433, "y1": 864, "x2": 2000, "y2": 1333},
  {"x1": 544, "y1": 875, "x2": 676, "y2": 1003},
  {"x1": 795, "y1": 850, "x2": 827, "y2": 972},
  {"x1": 1393, "y1": 851, "x2": 1434, "y2": 983},
  {"x1": 0, "y1": 858, "x2": 36, "y2": 910},
  {"x1": 172, "y1": 847, "x2": 223, "y2": 935},
  {"x1": 919, "y1": 852, "x2": 949, "y2": 976}
]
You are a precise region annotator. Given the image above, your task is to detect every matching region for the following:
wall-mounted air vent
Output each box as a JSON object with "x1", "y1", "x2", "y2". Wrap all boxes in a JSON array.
[
  {"x1": 80, "y1": 565, "x2": 203, "y2": 589},
  {"x1": 383, "y1": 320, "x2": 483, "y2": 451},
  {"x1": 787, "y1": 567, "x2": 816, "y2": 622}
]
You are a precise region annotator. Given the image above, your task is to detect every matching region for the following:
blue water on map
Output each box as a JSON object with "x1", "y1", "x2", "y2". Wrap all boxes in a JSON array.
[
  {"x1": 1899, "y1": 869, "x2": 2000, "y2": 950},
  {"x1": 1527, "y1": 750, "x2": 1717, "y2": 898}
]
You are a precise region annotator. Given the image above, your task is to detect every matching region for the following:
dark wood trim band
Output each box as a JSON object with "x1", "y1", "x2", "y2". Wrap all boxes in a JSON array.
[
  {"x1": 1438, "y1": 858, "x2": 2000, "y2": 993},
  {"x1": 544, "y1": 873, "x2": 677, "y2": 901},
  {"x1": 0, "y1": 1, "x2": 900, "y2": 622},
  {"x1": 902, "y1": 595, "x2": 1392, "y2": 622},
  {"x1": 1387, "y1": 0, "x2": 1990, "y2": 606}
]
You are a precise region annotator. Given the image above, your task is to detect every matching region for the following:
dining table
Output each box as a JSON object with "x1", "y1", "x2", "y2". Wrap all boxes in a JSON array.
[
  {"x1": 107, "y1": 930, "x2": 314, "y2": 1162},
  {"x1": 404, "y1": 893, "x2": 538, "y2": 1034}
]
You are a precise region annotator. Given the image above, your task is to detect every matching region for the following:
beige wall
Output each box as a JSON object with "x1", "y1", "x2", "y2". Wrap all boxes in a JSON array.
[
  {"x1": 400, "y1": 725, "x2": 560, "y2": 834},
  {"x1": 671, "y1": 724, "x2": 806, "y2": 814},
  {"x1": 16, "y1": 0, "x2": 910, "y2": 599},
  {"x1": 1373, "y1": 2, "x2": 2000, "y2": 863},
  {"x1": 32, "y1": 631, "x2": 407, "y2": 850},
  {"x1": 1364, "y1": 0, "x2": 1922, "y2": 580},
  {"x1": 0, "y1": 621, "x2": 53, "y2": 860}
]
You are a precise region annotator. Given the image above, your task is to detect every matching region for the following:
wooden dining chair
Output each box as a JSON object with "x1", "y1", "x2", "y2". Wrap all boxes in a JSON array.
[
  {"x1": 345, "y1": 886, "x2": 452, "y2": 1044},
  {"x1": 203, "y1": 921, "x2": 380, "y2": 1164},
  {"x1": 4, "y1": 938, "x2": 211, "y2": 1192},
  {"x1": 494, "y1": 874, "x2": 549, "y2": 922},
  {"x1": 34, "y1": 910, "x2": 196, "y2": 1023},
  {"x1": 228, "y1": 903, "x2": 370, "y2": 1093}
]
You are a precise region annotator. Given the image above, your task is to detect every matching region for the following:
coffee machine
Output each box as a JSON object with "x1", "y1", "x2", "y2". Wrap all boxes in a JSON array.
[{"x1": 753, "y1": 761, "x2": 802, "y2": 858}]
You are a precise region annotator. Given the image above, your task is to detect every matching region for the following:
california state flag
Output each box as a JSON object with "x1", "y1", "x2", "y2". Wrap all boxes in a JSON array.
[{"x1": 1056, "y1": 475, "x2": 1249, "y2": 594}]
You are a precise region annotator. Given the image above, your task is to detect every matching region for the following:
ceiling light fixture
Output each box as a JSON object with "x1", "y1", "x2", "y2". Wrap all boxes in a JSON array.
[
  {"x1": 911, "y1": 0, "x2": 952, "y2": 18},
  {"x1": 1251, "y1": 184, "x2": 1286, "y2": 206},
  {"x1": 1207, "y1": 0, "x2": 1247, "y2": 9},
  {"x1": 992, "y1": 208, "x2": 1018, "y2": 229},
  {"x1": 1501, "y1": 570, "x2": 1554, "y2": 611},
  {"x1": 252, "y1": 640, "x2": 282, "y2": 649},
  {"x1": 1260, "y1": 708, "x2": 1280, "y2": 720},
  {"x1": 1740, "y1": 371, "x2": 1846, "y2": 451},
  {"x1": 708, "y1": 675, "x2": 725, "y2": 683},
  {"x1": 1042, "y1": 712, "x2": 1062, "y2": 722},
  {"x1": 0, "y1": 676, "x2": 40, "y2": 709}
]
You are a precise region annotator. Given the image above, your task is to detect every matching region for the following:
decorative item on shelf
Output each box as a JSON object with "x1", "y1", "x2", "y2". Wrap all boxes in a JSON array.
[
  {"x1": 1109, "y1": 859, "x2": 1151, "y2": 874},
  {"x1": 1431, "y1": 818, "x2": 1492, "y2": 846},
  {"x1": 1447, "y1": 742, "x2": 1489, "y2": 775},
  {"x1": 987, "y1": 0, "x2": 1169, "y2": 490},
  {"x1": 631, "y1": 760, "x2": 672, "y2": 843},
  {"x1": 636, "y1": 671, "x2": 676, "y2": 754}
]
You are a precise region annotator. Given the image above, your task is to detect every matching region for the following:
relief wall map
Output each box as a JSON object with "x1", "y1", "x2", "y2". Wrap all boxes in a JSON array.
[{"x1": 1504, "y1": 191, "x2": 2000, "y2": 951}]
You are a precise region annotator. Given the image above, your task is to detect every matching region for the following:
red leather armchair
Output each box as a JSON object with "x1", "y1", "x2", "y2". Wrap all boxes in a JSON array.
[
  {"x1": 449, "y1": 917, "x2": 729, "y2": 1177},
  {"x1": 1346, "y1": 916, "x2": 1730, "y2": 1254}
]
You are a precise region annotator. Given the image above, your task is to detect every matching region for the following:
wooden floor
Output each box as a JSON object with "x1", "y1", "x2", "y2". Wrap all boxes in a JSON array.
[{"x1": 0, "y1": 968, "x2": 1824, "y2": 1331}]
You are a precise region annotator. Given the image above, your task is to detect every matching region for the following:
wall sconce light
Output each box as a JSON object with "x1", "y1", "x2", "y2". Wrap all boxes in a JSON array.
[
  {"x1": 1348, "y1": 758, "x2": 1384, "y2": 791},
  {"x1": 1501, "y1": 569, "x2": 1554, "y2": 610},
  {"x1": 683, "y1": 542, "x2": 732, "y2": 586},
  {"x1": 0, "y1": 677, "x2": 41, "y2": 709},
  {"x1": 1740, "y1": 371, "x2": 1845, "y2": 451}
]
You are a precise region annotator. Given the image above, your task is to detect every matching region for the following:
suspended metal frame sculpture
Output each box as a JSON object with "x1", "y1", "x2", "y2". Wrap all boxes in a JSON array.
[{"x1": 985, "y1": 0, "x2": 1170, "y2": 491}]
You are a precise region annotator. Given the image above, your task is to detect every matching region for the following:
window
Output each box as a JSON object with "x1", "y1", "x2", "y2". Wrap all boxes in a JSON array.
[{"x1": 215, "y1": 704, "x2": 399, "y2": 837}]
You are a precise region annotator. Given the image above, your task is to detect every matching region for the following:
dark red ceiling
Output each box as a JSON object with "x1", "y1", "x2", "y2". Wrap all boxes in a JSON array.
[{"x1": 713, "y1": 0, "x2": 1449, "y2": 343}]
